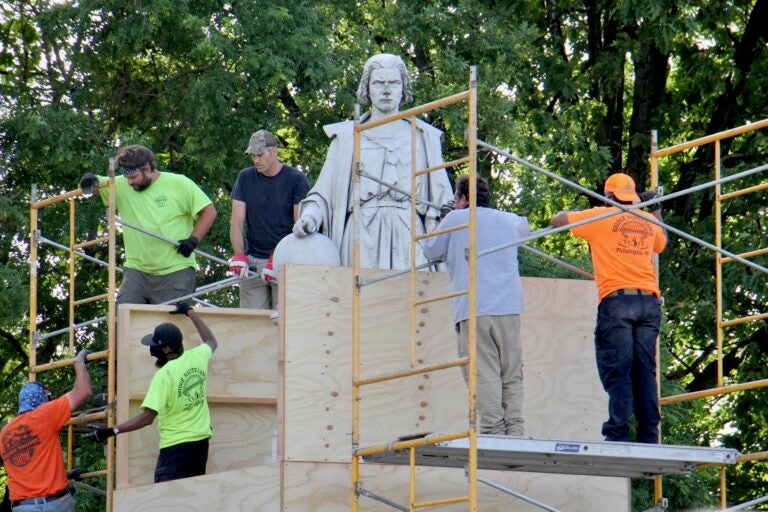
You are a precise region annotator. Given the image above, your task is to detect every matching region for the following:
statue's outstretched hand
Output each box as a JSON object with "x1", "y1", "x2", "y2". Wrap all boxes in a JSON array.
[{"x1": 292, "y1": 216, "x2": 317, "y2": 238}]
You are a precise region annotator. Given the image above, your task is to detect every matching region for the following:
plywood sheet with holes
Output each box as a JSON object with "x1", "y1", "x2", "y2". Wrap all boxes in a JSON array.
[
  {"x1": 282, "y1": 461, "x2": 628, "y2": 512},
  {"x1": 114, "y1": 464, "x2": 280, "y2": 512},
  {"x1": 116, "y1": 305, "x2": 278, "y2": 488},
  {"x1": 281, "y1": 267, "x2": 607, "y2": 461},
  {"x1": 280, "y1": 266, "x2": 626, "y2": 511}
]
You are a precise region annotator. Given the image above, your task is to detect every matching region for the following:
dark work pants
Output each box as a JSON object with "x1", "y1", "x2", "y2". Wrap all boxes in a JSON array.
[
  {"x1": 595, "y1": 294, "x2": 662, "y2": 443},
  {"x1": 154, "y1": 438, "x2": 209, "y2": 482}
]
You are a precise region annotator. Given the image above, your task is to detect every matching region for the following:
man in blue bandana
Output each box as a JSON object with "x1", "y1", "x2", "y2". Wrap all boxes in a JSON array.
[{"x1": 0, "y1": 350, "x2": 92, "y2": 511}]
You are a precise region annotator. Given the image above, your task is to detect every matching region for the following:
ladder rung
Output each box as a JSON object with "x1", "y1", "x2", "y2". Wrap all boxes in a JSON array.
[
  {"x1": 74, "y1": 293, "x2": 110, "y2": 306},
  {"x1": 415, "y1": 222, "x2": 469, "y2": 241},
  {"x1": 31, "y1": 350, "x2": 109, "y2": 374},
  {"x1": 67, "y1": 408, "x2": 109, "y2": 426},
  {"x1": 73, "y1": 236, "x2": 110, "y2": 250},
  {"x1": 721, "y1": 311, "x2": 768, "y2": 327},
  {"x1": 413, "y1": 495, "x2": 469, "y2": 508},
  {"x1": 721, "y1": 246, "x2": 768, "y2": 264},
  {"x1": 356, "y1": 358, "x2": 468, "y2": 386},
  {"x1": 414, "y1": 156, "x2": 469, "y2": 177},
  {"x1": 413, "y1": 289, "x2": 468, "y2": 307}
]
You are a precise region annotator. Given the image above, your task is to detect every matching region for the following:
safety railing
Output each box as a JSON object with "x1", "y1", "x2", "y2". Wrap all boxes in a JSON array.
[
  {"x1": 350, "y1": 66, "x2": 480, "y2": 511},
  {"x1": 650, "y1": 118, "x2": 768, "y2": 509}
]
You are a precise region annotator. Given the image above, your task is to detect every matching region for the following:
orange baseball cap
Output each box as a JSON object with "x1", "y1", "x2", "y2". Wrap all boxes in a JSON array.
[{"x1": 604, "y1": 173, "x2": 640, "y2": 203}]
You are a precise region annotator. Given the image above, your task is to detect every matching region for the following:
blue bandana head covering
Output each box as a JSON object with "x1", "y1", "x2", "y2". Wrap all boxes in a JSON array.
[{"x1": 18, "y1": 382, "x2": 51, "y2": 414}]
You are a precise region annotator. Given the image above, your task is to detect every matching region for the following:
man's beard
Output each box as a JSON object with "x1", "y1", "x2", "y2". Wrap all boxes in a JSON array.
[
  {"x1": 131, "y1": 173, "x2": 153, "y2": 191},
  {"x1": 150, "y1": 346, "x2": 168, "y2": 368}
]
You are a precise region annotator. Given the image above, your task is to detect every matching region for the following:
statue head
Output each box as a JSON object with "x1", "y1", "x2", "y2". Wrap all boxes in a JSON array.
[{"x1": 356, "y1": 53, "x2": 414, "y2": 107}]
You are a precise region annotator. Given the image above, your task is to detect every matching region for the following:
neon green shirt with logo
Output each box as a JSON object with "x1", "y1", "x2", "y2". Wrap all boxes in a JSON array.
[
  {"x1": 97, "y1": 172, "x2": 212, "y2": 275},
  {"x1": 141, "y1": 344, "x2": 213, "y2": 449}
]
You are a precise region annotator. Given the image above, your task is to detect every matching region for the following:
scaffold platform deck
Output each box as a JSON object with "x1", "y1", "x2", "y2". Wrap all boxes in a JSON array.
[{"x1": 362, "y1": 435, "x2": 740, "y2": 479}]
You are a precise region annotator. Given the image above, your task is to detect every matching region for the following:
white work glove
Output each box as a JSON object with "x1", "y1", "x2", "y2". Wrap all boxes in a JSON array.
[{"x1": 292, "y1": 215, "x2": 318, "y2": 238}]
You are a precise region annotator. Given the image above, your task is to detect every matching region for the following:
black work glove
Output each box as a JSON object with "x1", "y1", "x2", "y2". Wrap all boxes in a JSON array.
[
  {"x1": 176, "y1": 236, "x2": 199, "y2": 257},
  {"x1": 439, "y1": 200, "x2": 455, "y2": 219},
  {"x1": 74, "y1": 349, "x2": 91, "y2": 365},
  {"x1": 171, "y1": 302, "x2": 192, "y2": 316},
  {"x1": 84, "y1": 427, "x2": 116, "y2": 443},
  {"x1": 80, "y1": 173, "x2": 98, "y2": 195},
  {"x1": 639, "y1": 191, "x2": 661, "y2": 212},
  {"x1": 67, "y1": 468, "x2": 87, "y2": 481}
]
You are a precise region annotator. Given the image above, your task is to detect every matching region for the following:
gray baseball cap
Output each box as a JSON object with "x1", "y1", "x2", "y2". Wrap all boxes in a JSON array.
[{"x1": 244, "y1": 130, "x2": 278, "y2": 155}]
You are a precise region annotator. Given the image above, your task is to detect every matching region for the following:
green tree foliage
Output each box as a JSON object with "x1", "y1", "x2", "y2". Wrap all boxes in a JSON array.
[{"x1": 2, "y1": 0, "x2": 768, "y2": 509}]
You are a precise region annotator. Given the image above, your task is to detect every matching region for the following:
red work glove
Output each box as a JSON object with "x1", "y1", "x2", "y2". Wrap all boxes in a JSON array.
[
  {"x1": 261, "y1": 254, "x2": 275, "y2": 282},
  {"x1": 228, "y1": 252, "x2": 249, "y2": 277}
]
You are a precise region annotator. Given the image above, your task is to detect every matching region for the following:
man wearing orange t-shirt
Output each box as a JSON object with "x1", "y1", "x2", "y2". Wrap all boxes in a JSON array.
[
  {"x1": 550, "y1": 172, "x2": 666, "y2": 443},
  {"x1": 1, "y1": 350, "x2": 91, "y2": 511}
]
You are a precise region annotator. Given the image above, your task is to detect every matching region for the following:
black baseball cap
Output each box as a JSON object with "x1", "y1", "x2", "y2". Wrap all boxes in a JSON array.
[{"x1": 141, "y1": 322, "x2": 183, "y2": 347}]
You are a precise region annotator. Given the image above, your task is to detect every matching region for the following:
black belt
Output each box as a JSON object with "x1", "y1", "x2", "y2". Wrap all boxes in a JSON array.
[
  {"x1": 606, "y1": 289, "x2": 655, "y2": 297},
  {"x1": 11, "y1": 487, "x2": 69, "y2": 507}
]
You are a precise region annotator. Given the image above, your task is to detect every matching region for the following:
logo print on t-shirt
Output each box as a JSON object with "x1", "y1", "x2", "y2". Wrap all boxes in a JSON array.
[
  {"x1": 177, "y1": 368, "x2": 206, "y2": 412},
  {"x1": 612, "y1": 216, "x2": 652, "y2": 256},
  {"x1": 1, "y1": 424, "x2": 41, "y2": 468},
  {"x1": 155, "y1": 196, "x2": 168, "y2": 208}
]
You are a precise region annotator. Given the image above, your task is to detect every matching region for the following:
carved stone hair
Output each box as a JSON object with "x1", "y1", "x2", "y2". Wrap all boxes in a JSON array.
[{"x1": 356, "y1": 53, "x2": 414, "y2": 106}]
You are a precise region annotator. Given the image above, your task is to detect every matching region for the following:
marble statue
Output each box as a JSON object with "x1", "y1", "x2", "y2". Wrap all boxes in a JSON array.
[{"x1": 292, "y1": 53, "x2": 452, "y2": 269}]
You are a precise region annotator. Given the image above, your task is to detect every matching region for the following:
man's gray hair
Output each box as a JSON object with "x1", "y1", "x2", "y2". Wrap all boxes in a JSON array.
[{"x1": 356, "y1": 53, "x2": 414, "y2": 106}]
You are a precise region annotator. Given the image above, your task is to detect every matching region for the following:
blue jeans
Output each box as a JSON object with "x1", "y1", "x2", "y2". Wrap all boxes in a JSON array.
[
  {"x1": 595, "y1": 294, "x2": 662, "y2": 443},
  {"x1": 11, "y1": 492, "x2": 74, "y2": 512}
]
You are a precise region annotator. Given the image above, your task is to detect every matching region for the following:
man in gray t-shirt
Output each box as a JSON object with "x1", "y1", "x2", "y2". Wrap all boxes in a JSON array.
[{"x1": 423, "y1": 174, "x2": 530, "y2": 436}]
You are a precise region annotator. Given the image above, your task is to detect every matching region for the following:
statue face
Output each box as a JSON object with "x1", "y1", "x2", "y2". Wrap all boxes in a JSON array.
[{"x1": 369, "y1": 68, "x2": 403, "y2": 115}]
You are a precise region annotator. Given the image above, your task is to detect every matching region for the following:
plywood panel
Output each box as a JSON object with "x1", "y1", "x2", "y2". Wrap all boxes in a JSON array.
[
  {"x1": 522, "y1": 277, "x2": 604, "y2": 438},
  {"x1": 282, "y1": 461, "x2": 628, "y2": 512},
  {"x1": 281, "y1": 266, "x2": 353, "y2": 462},
  {"x1": 114, "y1": 464, "x2": 279, "y2": 512},
  {"x1": 118, "y1": 305, "x2": 277, "y2": 400},
  {"x1": 281, "y1": 266, "x2": 626, "y2": 511},
  {"x1": 282, "y1": 267, "x2": 608, "y2": 461},
  {"x1": 121, "y1": 402, "x2": 276, "y2": 487},
  {"x1": 115, "y1": 305, "x2": 279, "y2": 488}
]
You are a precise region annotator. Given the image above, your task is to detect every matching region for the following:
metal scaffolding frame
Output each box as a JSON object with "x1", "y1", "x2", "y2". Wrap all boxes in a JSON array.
[
  {"x1": 29, "y1": 170, "x2": 119, "y2": 511},
  {"x1": 650, "y1": 118, "x2": 768, "y2": 509},
  {"x1": 350, "y1": 67, "x2": 481, "y2": 511},
  {"x1": 347, "y1": 81, "x2": 768, "y2": 509},
  {"x1": 26, "y1": 169, "x2": 250, "y2": 511},
  {"x1": 20, "y1": 75, "x2": 767, "y2": 512}
]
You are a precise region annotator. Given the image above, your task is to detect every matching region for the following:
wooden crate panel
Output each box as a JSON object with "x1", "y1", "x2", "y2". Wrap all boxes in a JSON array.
[
  {"x1": 115, "y1": 305, "x2": 279, "y2": 488},
  {"x1": 118, "y1": 402, "x2": 276, "y2": 487},
  {"x1": 281, "y1": 266, "x2": 353, "y2": 463},
  {"x1": 118, "y1": 305, "x2": 278, "y2": 399},
  {"x1": 282, "y1": 461, "x2": 628, "y2": 512},
  {"x1": 282, "y1": 267, "x2": 609, "y2": 461},
  {"x1": 114, "y1": 464, "x2": 279, "y2": 512}
]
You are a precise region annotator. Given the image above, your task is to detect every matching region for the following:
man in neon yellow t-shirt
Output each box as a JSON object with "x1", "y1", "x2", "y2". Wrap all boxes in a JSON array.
[
  {"x1": 79, "y1": 145, "x2": 217, "y2": 304},
  {"x1": 85, "y1": 302, "x2": 218, "y2": 482}
]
